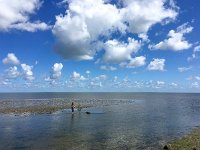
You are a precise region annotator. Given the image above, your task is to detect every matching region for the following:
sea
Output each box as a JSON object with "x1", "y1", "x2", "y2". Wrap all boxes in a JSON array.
[{"x1": 0, "y1": 92, "x2": 200, "y2": 150}]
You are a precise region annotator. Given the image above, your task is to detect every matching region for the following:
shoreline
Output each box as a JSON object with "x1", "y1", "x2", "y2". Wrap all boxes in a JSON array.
[
  {"x1": 167, "y1": 126, "x2": 200, "y2": 150},
  {"x1": 1, "y1": 99, "x2": 200, "y2": 149}
]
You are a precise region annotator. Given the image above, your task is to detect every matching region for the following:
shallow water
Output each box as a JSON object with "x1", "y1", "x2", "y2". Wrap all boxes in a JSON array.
[{"x1": 0, "y1": 93, "x2": 200, "y2": 149}]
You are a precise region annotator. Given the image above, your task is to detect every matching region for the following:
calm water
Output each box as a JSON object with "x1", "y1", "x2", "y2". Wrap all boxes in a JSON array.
[{"x1": 0, "y1": 92, "x2": 200, "y2": 149}]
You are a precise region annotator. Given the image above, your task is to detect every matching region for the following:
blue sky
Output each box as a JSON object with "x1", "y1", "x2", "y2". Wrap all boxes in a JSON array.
[{"x1": 0, "y1": 0, "x2": 200, "y2": 92}]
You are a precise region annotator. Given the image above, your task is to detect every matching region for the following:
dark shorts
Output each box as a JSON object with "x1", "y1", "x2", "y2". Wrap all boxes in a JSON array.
[{"x1": 71, "y1": 107, "x2": 74, "y2": 112}]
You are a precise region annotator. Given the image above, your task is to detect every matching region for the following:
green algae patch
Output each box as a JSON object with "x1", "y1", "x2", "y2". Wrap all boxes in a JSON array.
[{"x1": 170, "y1": 127, "x2": 200, "y2": 150}]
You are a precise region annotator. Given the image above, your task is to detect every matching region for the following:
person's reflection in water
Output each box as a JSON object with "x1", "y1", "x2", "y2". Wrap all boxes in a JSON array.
[{"x1": 70, "y1": 113, "x2": 75, "y2": 130}]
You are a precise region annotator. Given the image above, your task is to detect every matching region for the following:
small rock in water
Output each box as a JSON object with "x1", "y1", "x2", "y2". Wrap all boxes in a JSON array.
[{"x1": 163, "y1": 145, "x2": 169, "y2": 150}]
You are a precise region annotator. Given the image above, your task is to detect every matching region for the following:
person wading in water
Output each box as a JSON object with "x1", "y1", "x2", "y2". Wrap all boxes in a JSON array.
[{"x1": 71, "y1": 102, "x2": 75, "y2": 113}]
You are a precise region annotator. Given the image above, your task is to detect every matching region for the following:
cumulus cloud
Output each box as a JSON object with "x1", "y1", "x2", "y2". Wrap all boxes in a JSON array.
[
  {"x1": 138, "y1": 33, "x2": 149, "y2": 42},
  {"x1": 103, "y1": 38, "x2": 141, "y2": 63},
  {"x1": 147, "y1": 58, "x2": 165, "y2": 71},
  {"x1": 151, "y1": 23, "x2": 193, "y2": 51},
  {"x1": 2, "y1": 53, "x2": 20, "y2": 65},
  {"x1": 70, "y1": 71, "x2": 87, "y2": 81},
  {"x1": 50, "y1": 63, "x2": 63, "y2": 79},
  {"x1": 52, "y1": 0, "x2": 177, "y2": 61},
  {"x1": 21, "y1": 64, "x2": 35, "y2": 81},
  {"x1": 52, "y1": 13, "x2": 92, "y2": 60},
  {"x1": 126, "y1": 56, "x2": 146, "y2": 68},
  {"x1": 4, "y1": 66, "x2": 20, "y2": 79},
  {"x1": 53, "y1": 0, "x2": 124, "y2": 60},
  {"x1": 0, "y1": 0, "x2": 50, "y2": 32},
  {"x1": 178, "y1": 66, "x2": 192, "y2": 72},
  {"x1": 121, "y1": 0, "x2": 177, "y2": 33},
  {"x1": 100, "y1": 65, "x2": 117, "y2": 71}
]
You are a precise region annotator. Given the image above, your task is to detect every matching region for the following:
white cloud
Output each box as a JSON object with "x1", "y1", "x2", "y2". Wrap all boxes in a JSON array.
[
  {"x1": 147, "y1": 58, "x2": 165, "y2": 71},
  {"x1": 52, "y1": 13, "x2": 92, "y2": 60},
  {"x1": 154, "y1": 81, "x2": 165, "y2": 88},
  {"x1": 21, "y1": 64, "x2": 35, "y2": 81},
  {"x1": 195, "y1": 76, "x2": 200, "y2": 81},
  {"x1": 122, "y1": 0, "x2": 177, "y2": 33},
  {"x1": 4, "y1": 66, "x2": 20, "y2": 79},
  {"x1": 50, "y1": 63, "x2": 63, "y2": 79},
  {"x1": 53, "y1": 0, "x2": 124, "y2": 60},
  {"x1": 44, "y1": 77, "x2": 51, "y2": 82},
  {"x1": 123, "y1": 77, "x2": 129, "y2": 83},
  {"x1": 86, "y1": 70, "x2": 91, "y2": 74},
  {"x1": 194, "y1": 45, "x2": 200, "y2": 52},
  {"x1": 187, "y1": 53, "x2": 196, "y2": 62},
  {"x1": 10, "y1": 22, "x2": 50, "y2": 32},
  {"x1": 186, "y1": 76, "x2": 193, "y2": 81},
  {"x1": 103, "y1": 38, "x2": 141, "y2": 63},
  {"x1": 151, "y1": 23, "x2": 193, "y2": 51},
  {"x1": 126, "y1": 56, "x2": 146, "y2": 68},
  {"x1": 157, "y1": 81, "x2": 165, "y2": 85},
  {"x1": 138, "y1": 33, "x2": 149, "y2": 42},
  {"x1": 170, "y1": 82, "x2": 178, "y2": 87},
  {"x1": 187, "y1": 45, "x2": 200, "y2": 61},
  {"x1": 0, "y1": 79, "x2": 11, "y2": 86},
  {"x1": 89, "y1": 81, "x2": 102, "y2": 88},
  {"x1": 178, "y1": 66, "x2": 192, "y2": 72},
  {"x1": 0, "y1": 0, "x2": 49, "y2": 32},
  {"x1": 95, "y1": 75, "x2": 107, "y2": 81},
  {"x1": 169, "y1": 0, "x2": 179, "y2": 9},
  {"x1": 52, "y1": 0, "x2": 177, "y2": 60},
  {"x1": 35, "y1": 61, "x2": 38, "y2": 65},
  {"x1": 71, "y1": 71, "x2": 87, "y2": 81},
  {"x1": 113, "y1": 76, "x2": 118, "y2": 82},
  {"x1": 56, "y1": 0, "x2": 68, "y2": 7},
  {"x1": 2, "y1": 53, "x2": 20, "y2": 65},
  {"x1": 191, "y1": 82, "x2": 199, "y2": 88},
  {"x1": 100, "y1": 65, "x2": 117, "y2": 71}
]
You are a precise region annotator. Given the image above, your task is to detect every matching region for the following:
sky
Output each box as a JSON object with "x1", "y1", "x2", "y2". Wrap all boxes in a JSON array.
[{"x1": 0, "y1": 0, "x2": 200, "y2": 92}]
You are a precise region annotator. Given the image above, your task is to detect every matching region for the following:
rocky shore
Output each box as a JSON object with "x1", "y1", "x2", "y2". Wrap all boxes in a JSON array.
[
  {"x1": 0, "y1": 99, "x2": 131, "y2": 114},
  {"x1": 164, "y1": 127, "x2": 200, "y2": 150},
  {"x1": 0, "y1": 99, "x2": 91, "y2": 114}
]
